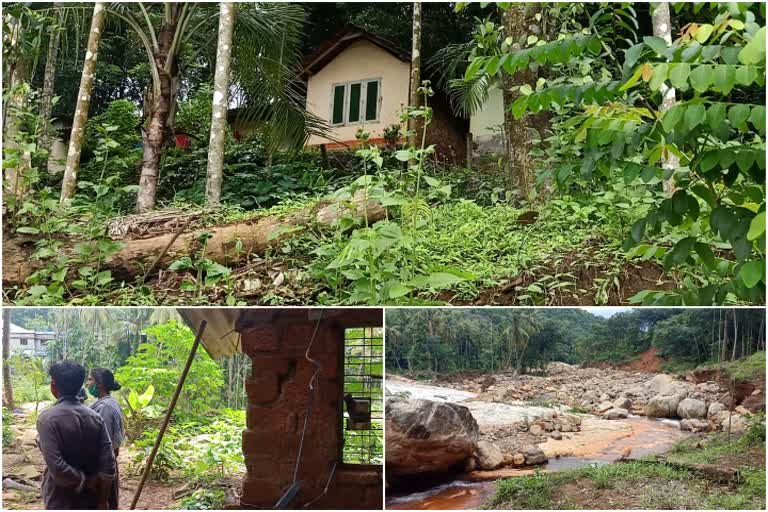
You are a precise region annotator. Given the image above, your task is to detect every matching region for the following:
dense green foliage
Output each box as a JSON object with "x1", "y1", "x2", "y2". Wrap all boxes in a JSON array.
[
  {"x1": 3, "y1": 3, "x2": 766, "y2": 307},
  {"x1": 114, "y1": 321, "x2": 224, "y2": 415},
  {"x1": 386, "y1": 308, "x2": 766, "y2": 373},
  {"x1": 461, "y1": 2, "x2": 766, "y2": 305}
]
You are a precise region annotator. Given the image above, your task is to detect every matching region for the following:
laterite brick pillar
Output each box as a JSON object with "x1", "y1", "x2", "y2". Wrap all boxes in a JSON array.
[{"x1": 238, "y1": 310, "x2": 383, "y2": 510}]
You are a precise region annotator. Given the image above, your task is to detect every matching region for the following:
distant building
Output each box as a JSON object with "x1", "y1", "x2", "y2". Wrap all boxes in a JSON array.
[{"x1": 8, "y1": 323, "x2": 54, "y2": 357}]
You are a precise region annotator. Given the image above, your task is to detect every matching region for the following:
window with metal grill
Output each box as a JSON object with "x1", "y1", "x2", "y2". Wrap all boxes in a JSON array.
[{"x1": 341, "y1": 327, "x2": 383, "y2": 465}]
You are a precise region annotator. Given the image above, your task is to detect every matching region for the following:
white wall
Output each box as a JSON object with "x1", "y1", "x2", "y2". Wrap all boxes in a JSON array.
[
  {"x1": 469, "y1": 86, "x2": 505, "y2": 153},
  {"x1": 306, "y1": 40, "x2": 411, "y2": 146}
]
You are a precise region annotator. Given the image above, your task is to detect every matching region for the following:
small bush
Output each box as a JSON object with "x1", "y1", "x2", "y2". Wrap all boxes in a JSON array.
[{"x1": 175, "y1": 488, "x2": 226, "y2": 510}]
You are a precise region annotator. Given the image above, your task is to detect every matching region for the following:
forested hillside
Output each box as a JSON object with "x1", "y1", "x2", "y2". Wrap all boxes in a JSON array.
[{"x1": 385, "y1": 308, "x2": 766, "y2": 374}]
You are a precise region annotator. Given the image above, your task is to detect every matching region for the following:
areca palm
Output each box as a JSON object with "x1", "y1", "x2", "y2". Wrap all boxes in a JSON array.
[{"x1": 106, "y1": 2, "x2": 325, "y2": 212}]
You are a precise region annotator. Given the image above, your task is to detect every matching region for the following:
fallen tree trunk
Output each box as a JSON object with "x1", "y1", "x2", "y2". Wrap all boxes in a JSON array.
[{"x1": 3, "y1": 193, "x2": 385, "y2": 286}]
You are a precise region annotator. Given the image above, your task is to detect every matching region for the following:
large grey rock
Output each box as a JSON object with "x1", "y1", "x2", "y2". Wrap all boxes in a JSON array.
[
  {"x1": 710, "y1": 411, "x2": 749, "y2": 433},
  {"x1": 680, "y1": 419, "x2": 709, "y2": 432},
  {"x1": 677, "y1": 398, "x2": 707, "y2": 419},
  {"x1": 597, "y1": 401, "x2": 614, "y2": 413},
  {"x1": 475, "y1": 440, "x2": 504, "y2": 470},
  {"x1": 646, "y1": 374, "x2": 690, "y2": 396},
  {"x1": 603, "y1": 407, "x2": 629, "y2": 420},
  {"x1": 522, "y1": 444, "x2": 547, "y2": 465},
  {"x1": 646, "y1": 394, "x2": 685, "y2": 418},
  {"x1": 386, "y1": 397, "x2": 479, "y2": 477},
  {"x1": 614, "y1": 397, "x2": 632, "y2": 410},
  {"x1": 708, "y1": 402, "x2": 727, "y2": 417}
]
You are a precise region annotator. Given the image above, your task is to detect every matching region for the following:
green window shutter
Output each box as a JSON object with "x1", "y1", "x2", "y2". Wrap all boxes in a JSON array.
[
  {"x1": 332, "y1": 85, "x2": 345, "y2": 125},
  {"x1": 348, "y1": 83, "x2": 362, "y2": 123},
  {"x1": 365, "y1": 80, "x2": 379, "y2": 121}
]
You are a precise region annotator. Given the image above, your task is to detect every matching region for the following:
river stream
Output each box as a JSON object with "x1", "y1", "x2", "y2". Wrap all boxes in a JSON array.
[{"x1": 386, "y1": 378, "x2": 690, "y2": 510}]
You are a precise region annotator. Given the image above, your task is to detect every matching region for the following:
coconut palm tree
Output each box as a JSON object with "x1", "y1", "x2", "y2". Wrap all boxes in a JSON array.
[{"x1": 106, "y1": 2, "x2": 326, "y2": 212}]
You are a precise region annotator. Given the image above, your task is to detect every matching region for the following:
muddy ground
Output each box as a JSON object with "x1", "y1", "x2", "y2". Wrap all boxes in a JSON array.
[{"x1": 2, "y1": 404, "x2": 241, "y2": 510}]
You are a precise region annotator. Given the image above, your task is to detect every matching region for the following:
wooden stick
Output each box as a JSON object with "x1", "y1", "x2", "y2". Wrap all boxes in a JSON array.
[
  {"x1": 129, "y1": 320, "x2": 207, "y2": 510},
  {"x1": 140, "y1": 216, "x2": 192, "y2": 284}
]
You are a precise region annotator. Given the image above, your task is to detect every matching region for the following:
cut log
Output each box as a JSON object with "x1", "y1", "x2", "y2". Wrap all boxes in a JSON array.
[{"x1": 3, "y1": 192, "x2": 385, "y2": 286}]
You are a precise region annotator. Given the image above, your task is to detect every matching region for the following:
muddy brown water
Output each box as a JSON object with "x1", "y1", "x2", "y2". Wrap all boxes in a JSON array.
[
  {"x1": 387, "y1": 417, "x2": 689, "y2": 510},
  {"x1": 386, "y1": 379, "x2": 690, "y2": 510}
]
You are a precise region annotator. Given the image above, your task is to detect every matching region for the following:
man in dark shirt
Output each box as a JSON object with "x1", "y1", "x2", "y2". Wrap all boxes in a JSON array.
[{"x1": 37, "y1": 361, "x2": 116, "y2": 509}]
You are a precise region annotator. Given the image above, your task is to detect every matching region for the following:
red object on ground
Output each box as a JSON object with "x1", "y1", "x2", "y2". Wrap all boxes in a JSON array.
[{"x1": 174, "y1": 132, "x2": 191, "y2": 148}]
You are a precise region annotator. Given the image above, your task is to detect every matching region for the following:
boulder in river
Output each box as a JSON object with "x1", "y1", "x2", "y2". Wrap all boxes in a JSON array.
[
  {"x1": 710, "y1": 411, "x2": 748, "y2": 433},
  {"x1": 475, "y1": 440, "x2": 504, "y2": 470},
  {"x1": 680, "y1": 419, "x2": 710, "y2": 432},
  {"x1": 597, "y1": 401, "x2": 614, "y2": 413},
  {"x1": 646, "y1": 374, "x2": 690, "y2": 396},
  {"x1": 603, "y1": 407, "x2": 629, "y2": 420},
  {"x1": 522, "y1": 444, "x2": 547, "y2": 465},
  {"x1": 708, "y1": 402, "x2": 727, "y2": 417},
  {"x1": 646, "y1": 393, "x2": 685, "y2": 418},
  {"x1": 386, "y1": 397, "x2": 480, "y2": 478},
  {"x1": 614, "y1": 397, "x2": 632, "y2": 410},
  {"x1": 677, "y1": 398, "x2": 707, "y2": 419}
]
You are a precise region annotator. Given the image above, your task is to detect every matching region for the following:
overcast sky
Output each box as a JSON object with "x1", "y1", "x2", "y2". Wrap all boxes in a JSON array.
[{"x1": 580, "y1": 307, "x2": 632, "y2": 318}]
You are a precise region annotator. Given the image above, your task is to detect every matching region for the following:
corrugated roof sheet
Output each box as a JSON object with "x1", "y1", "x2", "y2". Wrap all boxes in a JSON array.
[{"x1": 177, "y1": 308, "x2": 383, "y2": 360}]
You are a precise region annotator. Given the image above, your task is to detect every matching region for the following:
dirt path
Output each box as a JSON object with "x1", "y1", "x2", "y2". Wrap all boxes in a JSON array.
[{"x1": 2, "y1": 410, "x2": 226, "y2": 510}]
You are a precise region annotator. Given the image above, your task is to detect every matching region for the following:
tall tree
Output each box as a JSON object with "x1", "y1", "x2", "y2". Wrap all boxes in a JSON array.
[
  {"x1": 109, "y1": 2, "x2": 315, "y2": 213},
  {"x1": 39, "y1": 3, "x2": 63, "y2": 171},
  {"x1": 651, "y1": 2, "x2": 679, "y2": 193},
  {"x1": 2, "y1": 6, "x2": 41, "y2": 204},
  {"x1": 60, "y1": 2, "x2": 106, "y2": 203},
  {"x1": 407, "y1": 1, "x2": 422, "y2": 148},
  {"x1": 501, "y1": 4, "x2": 539, "y2": 196},
  {"x1": 205, "y1": 2, "x2": 237, "y2": 207},
  {"x1": 2, "y1": 309, "x2": 14, "y2": 410}
]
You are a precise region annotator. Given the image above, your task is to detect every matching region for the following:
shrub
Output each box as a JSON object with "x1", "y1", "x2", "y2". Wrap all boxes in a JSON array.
[{"x1": 115, "y1": 321, "x2": 224, "y2": 415}]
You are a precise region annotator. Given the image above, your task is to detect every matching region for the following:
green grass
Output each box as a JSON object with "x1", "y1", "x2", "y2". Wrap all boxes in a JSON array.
[
  {"x1": 720, "y1": 351, "x2": 766, "y2": 382},
  {"x1": 695, "y1": 352, "x2": 766, "y2": 383},
  {"x1": 414, "y1": 198, "x2": 633, "y2": 302}
]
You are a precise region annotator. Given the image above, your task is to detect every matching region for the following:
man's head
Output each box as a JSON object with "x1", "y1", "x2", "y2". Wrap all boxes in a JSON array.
[{"x1": 49, "y1": 360, "x2": 86, "y2": 398}]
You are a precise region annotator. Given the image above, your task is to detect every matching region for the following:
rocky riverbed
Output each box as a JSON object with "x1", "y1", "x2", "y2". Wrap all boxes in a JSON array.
[{"x1": 385, "y1": 362, "x2": 765, "y2": 509}]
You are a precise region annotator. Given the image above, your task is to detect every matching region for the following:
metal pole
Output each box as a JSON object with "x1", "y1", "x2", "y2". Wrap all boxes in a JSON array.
[{"x1": 129, "y1": 320, "x2": 207, "y2": 509}]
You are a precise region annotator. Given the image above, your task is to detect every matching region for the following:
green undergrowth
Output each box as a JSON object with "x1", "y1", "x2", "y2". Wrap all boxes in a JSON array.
[
  {"x1": 487, "y1": 424, "x2": 766, "y2": 510},
  {"x1": 712, "y1": 351, "x2": 766, "y2": 382}
]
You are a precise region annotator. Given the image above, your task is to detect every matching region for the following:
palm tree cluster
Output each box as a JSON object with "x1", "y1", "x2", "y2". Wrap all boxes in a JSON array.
[{"x1": 3, "y1": 2, "x2": 326, "y2": 212}]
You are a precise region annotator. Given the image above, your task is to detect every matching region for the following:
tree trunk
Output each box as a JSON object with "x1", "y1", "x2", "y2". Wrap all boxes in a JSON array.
[
  {"x1": 3, "y1": 60, "x2": 32, "y2": 205},
  {"x1": 651, "y1": 2, "x2": 678, "y2": 193},
  {"x1": 205, "y1": 2, "x2": 237, "y2": 207},
  {"x1": 136, "y1": 18, "x2": 181, "y2": 213},
  {"x1": 40, "y1": 3, "x2": 63, "y2": 170},
  {"x1": 60, "y1": 2, "x2": 106, "y2": 202},
  {"x1": 501, "y1": 4, "x2": 539, "y2": 197},
  {"x1": 731, "y1": 309, "x2": 738, "y2": 361},
  {"x1": 407, "y1": 1, "x2": 422, "y2": 148},
  {"x1": 2, "y1": 309, "x2": 14, "y2": 410},
  {"x1": 3, "y1": 192, "x2": 384, "y2": 286}
]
